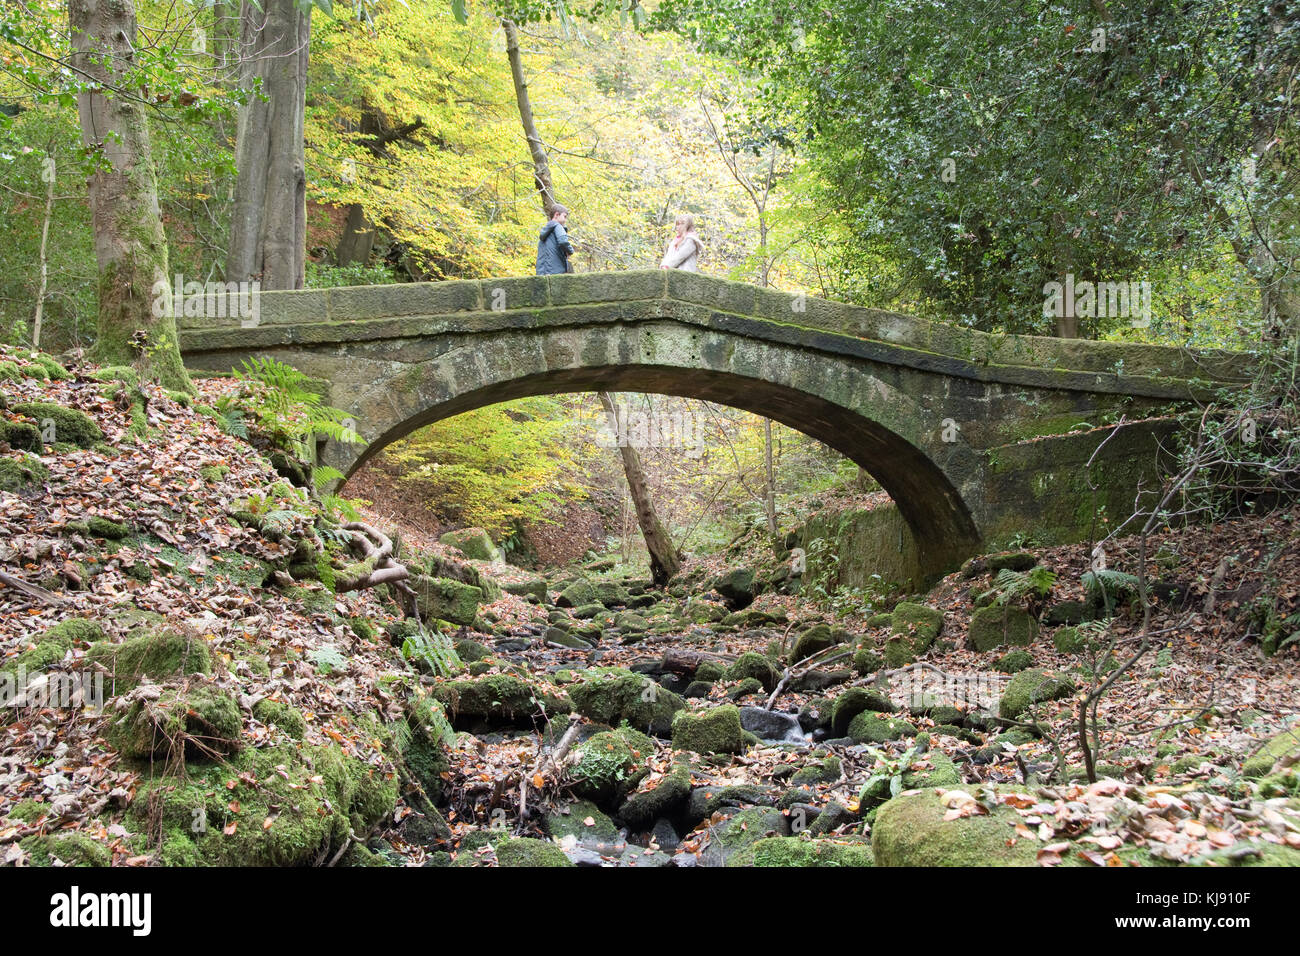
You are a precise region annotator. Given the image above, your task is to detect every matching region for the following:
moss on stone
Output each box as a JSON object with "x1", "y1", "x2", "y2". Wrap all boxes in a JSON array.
[
  {"x1": 1053, "y1": 626, "x2": 1086, "y2": 653},
  {"x1": 996, "y1": 649, "x2": 1034, "y2": 673},
  {"x1": 885, "y1": 602, "x2": 944, "y2": 666},
  {"x1": 131, "y1": 739, "x2": 394, "y2": 866},
  {"x1": 556, "y1": 580, "x2": 598, "y2": 608},
  {"x1": 439, "y1": 527, "x2": 498, "y2": 562},
  {"x1": 672, "y1": 705, "x2": 745, "y2": 754},
  {"x1": 790, "y1": 754, "x2": 842, "y2": 787},
  {"x1": 545, "y1": 798, "x2": 620, "y2": 843},
  {"x1": 726, "y1": 651, "x2": 780, "y2": 690},
  {"x1": 847, "y1": 711, "x2": 917, "y2": 744},
  {"x1": 21, "y1": 833, "x2": 111, "y2": 867},
  {"x1": 85, "y1": 627, "x2": 211, "y2": 692},
  {"x1": 619, "y1": 761, "x2": 692, "y2": 829},
  {"x1": 568, "y1": 668, "x2": 683, "y2": 735},
  {"x1": 0, "y1": 453, "x2": 48, "y2": 492},
  {"x1": 431, "y1": 673, "x2": 570, "y2": 724},
  {"x1": 13, "y1": 402, "x2": 102, "y2": 448},
  {"x1": 569, "y1": 727, "x2": 654, "y2": 805},
  {"x1": 969, "y1": 604, "x2": 1040, "y2": 652},
  {"x1": 695, "y1": 661, "x2": 726, "y2": 683},
  {"x1": 411, "y1": 575, "x2": 482, "y2": 626},
  {"x1": 252, "y1": 699, "x2": 308, "y2": 739},
  {"x1": 999, "y1": 668, "x2": 1076, "y2": 719},
  {"x1": 726, "y1": 677, "x2": 763, "y2": 700},
  {"x1": 0, "y1": 418, "x2": 41, "y2": 451},
  {"x1": 455, "y1": 835, "x2": 573, "y2": 867},
  {"x1": 853, "y1": 646, "x2": 884, "y2": 675},
  {"x1": 830, "y1": 687, "x2": 894, "y2": 736},
  {"x1": 727, "y1": 835, "x2": 873, "y2": 867},
  {"x1": 110, "y1": 685, "x2": 243, "y2": 762},
  {"x1": 872, "y1": 790, "x2": 1038, "y2": 866},
  {"x1": 1242, "y1": 726, "x2": 1300, "y2": 779}
]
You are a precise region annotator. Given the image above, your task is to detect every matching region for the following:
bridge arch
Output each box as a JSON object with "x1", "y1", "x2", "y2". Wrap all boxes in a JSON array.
[{"x1": 314, "y1": 321, "x2": 985, "y2": 578}]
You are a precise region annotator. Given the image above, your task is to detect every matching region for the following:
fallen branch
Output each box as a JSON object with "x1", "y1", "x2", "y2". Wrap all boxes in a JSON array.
[
  {"x1": 517, "y1": 713, "x2": 583, "y2": 832},
  {"x1": 0, "y1": 570, "x2": 66, "y2": 605}
]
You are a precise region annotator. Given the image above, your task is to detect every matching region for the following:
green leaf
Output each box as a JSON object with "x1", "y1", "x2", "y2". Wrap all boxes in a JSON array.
[{"x1": 451, "y1": 0, "x2": 468, "y2": 24}]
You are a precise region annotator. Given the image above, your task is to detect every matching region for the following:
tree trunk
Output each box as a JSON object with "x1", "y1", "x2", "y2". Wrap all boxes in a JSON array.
[
  {"x1": 69, "y1": 0, "x2": 190, "y2": 392},
  {"x1": 503, "y1": 18, "x2": 557, "y2": 214},
  {"x1": 31, "y1": 152, "x2": 54, "y2": 348},
  {"x1": 336, "y1": 203, "x2": 376, "y2": 267},
  {"x1": 600, "y1": 392, "x2": 682, "y2": 585},
  {"x1": 763, "y1": 419, "x2": 777, "y2": 535},
  {"x1": 226, "y1": 0, "x2": 310, "y2": 290}
]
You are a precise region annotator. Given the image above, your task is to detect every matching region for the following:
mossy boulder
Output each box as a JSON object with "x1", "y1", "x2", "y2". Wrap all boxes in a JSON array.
[
  {"x1": 684, "y1": 597, "x2": 728, "y2": 624},
  {"x1": 726, "y1": 677, "x2": 763, "y2": 700},
  {"x1": 556, "y1": 581, "x2": 598, "y2": 608},
  {"x1": 830, "y1": 687, "x2": 894, "y2": 736},
  {"x1": 614, "y1": 611, "x2": 648, "y2": 632},
  {"x1": 727, "y1": 835, "x2": 873, "y2": 867},
  {"x1": 0, "y1": 418, "x2": 41, "y2": 451},
  {"x1": 411, "y1": 576, "x2": 482, "y2": 627},
  {"x1": 618, "y1": 761, "x2": 693, "y2": 829},
  {"x1": 503, "y1": 577, "x2": 548, "y2": 601},
  {"x1": 110, "y1": 685, "x2": 242, "y2": 762},
  {"x1": 398, "y1": 695, "x2": 452, "y2": 800},
  {"x1": 1044, "y1": 600, "x2": 1091, "y2": 626},
  {"x1": 853, "y1": 645, "x2": 884, "y2": 675},
  {"x1": 1242, "y1": 726, "x2": 1300, "y2": 778},
  {"x1": 903, "y1": 751, "x2": 962, "y2": 789},
  {"x1": 712, "y1": 568, "x2": 756, "y2": 605},
  {"x1": 999, "y1": 668, "x2": 1076, "y2": 719},
  {"x1": 987, "y1": 552, "x2": 1039, "y2": 573},
  {"x1": 431, "y1": 674, "x2": 570, "y2": 724},
  {"x1": 847, "y1": 711, "x2": 917, "y2": 744},
  {"x1": 20, "y1": 833, "x2": 111, "y2": 867},
  {"x1": 252, "y1": 699, "x2": 308, "y2": 739},
  {"x1": 0, "y1": 453, "x2": 48, "y2": 492},
  {"x1": 790, "y1": 624, "x2": 847, "y2": 663},
  {"x1": 1053, "y1": 627, "x2": 1086, "y2": 653},
  {"x1": 790, "y1": 754, "x2": 842, "y2": 787},
  {"x1": 12, "y1": 402, "x2": 102, "y2": 448},
  {"x1": 593, "y1": 581, "x2": 631, "y2": 607},
  {"x1": 996, "y1": 649, "x2": 1034, "y2": 673},
  {"x1": 455, "y1": 835, "x2": 573, "y2": 867},
  {"x1": 726, "y1": 652, "x2": 780, "y2": 691},
  {"x1": 1, "y1": 618, "x2": 105, "y2": 683},
  {"x1": 671, "y1": 705, "x2": 745, "y2": 754},
  {"x1": 545, "y1": 799, "x2": 620, "y2": 843},
  {"x1": 694, "y1": 661, "x2": 726, "y2": 683},
  {"x1": 872, "y1": 789, "x2": 1038, "y2": 866},
  {"x1": 568, "y1": 668, "x2": 684, "y2": 735},
  {"x1": 568, "y1": 727, "x2": 654, "y2": 805},
  {"x1": 86, "y1": 628, "x2": 211, "y2": 692},
  {"x1": 132, "y1": 740, "x2": 396, "y2": 866},
  {"x1": 885, "y1": 603, "x2": 944, "y2": 666},
  {"x1": 439, "y1": 527, "x2": 499, "y2": 562},
  {"x1": 968, "y1": 604, "x2": 1039, "y2": 652}
]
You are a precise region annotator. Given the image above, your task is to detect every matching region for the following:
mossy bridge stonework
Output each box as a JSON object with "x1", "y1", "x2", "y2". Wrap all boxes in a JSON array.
[{"x1": 179, "y1": 270, "x2": 1250, "y2": 582}]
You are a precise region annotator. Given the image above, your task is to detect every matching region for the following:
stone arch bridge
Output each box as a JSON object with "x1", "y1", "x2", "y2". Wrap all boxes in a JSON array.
[{"x1": 179, "y1": 270, "x2": 1250, "y2": 581}]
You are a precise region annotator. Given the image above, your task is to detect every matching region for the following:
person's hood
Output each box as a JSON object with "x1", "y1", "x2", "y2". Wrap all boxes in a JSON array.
[{"x1": 540, "y1": 221, "x2": 562, "y2": 241}]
